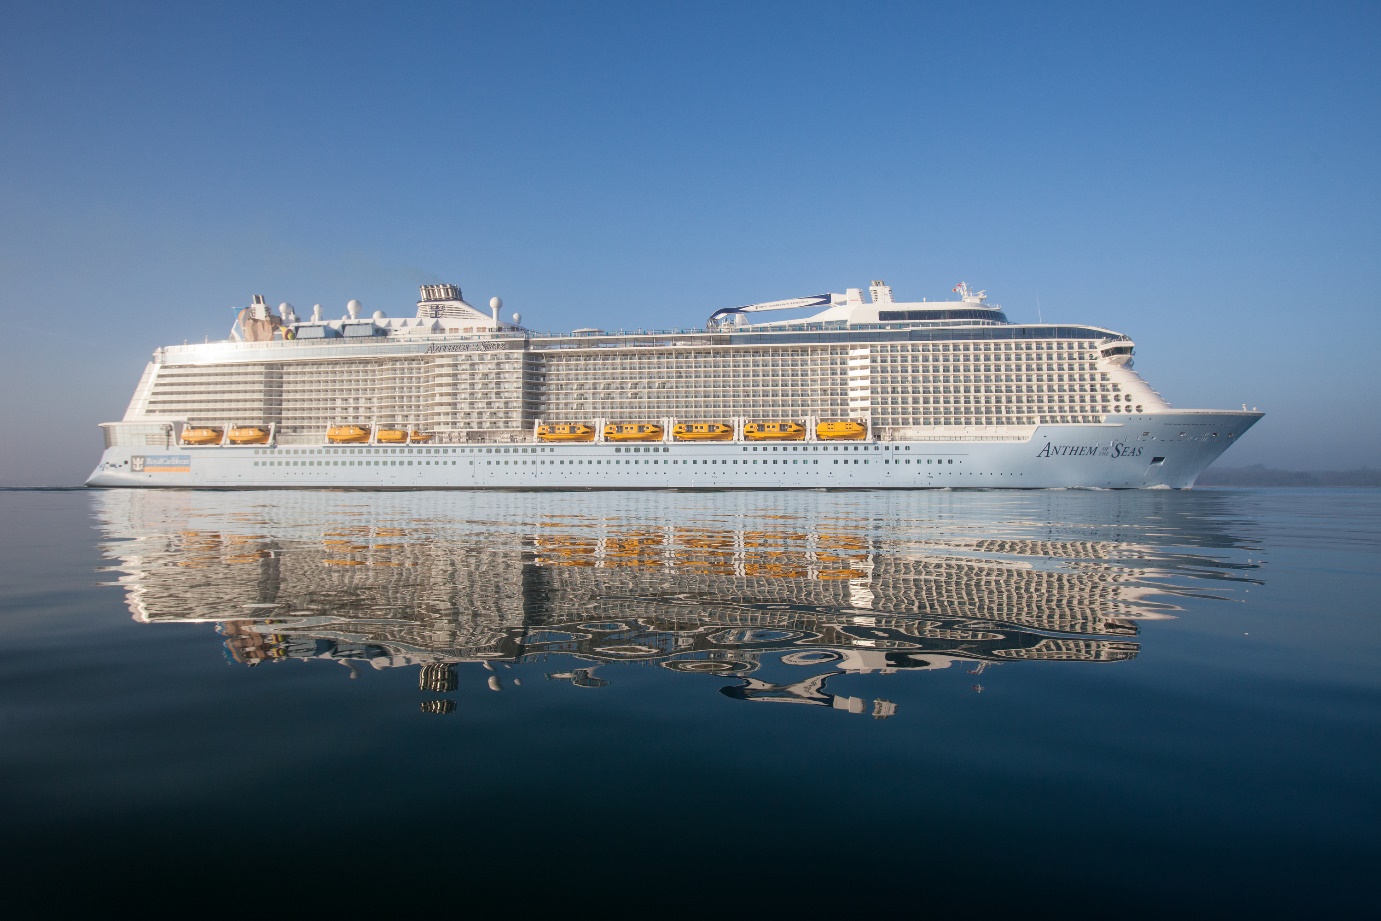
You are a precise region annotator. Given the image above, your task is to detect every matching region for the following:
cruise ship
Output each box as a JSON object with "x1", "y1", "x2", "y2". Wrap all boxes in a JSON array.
[{"x1": 86, "y1": 279, "x2": 1261, "y2": 489}]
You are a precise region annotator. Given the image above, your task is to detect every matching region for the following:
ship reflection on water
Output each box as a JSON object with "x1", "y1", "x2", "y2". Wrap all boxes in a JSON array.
[{"x1": 93, "y1": 489, "x2": 1263, "y2": 718}]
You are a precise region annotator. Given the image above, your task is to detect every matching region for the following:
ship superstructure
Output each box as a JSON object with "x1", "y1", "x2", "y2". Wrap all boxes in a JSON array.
[{"x1": 87, "y1": 279, "x2": 1261, "y2": 489}]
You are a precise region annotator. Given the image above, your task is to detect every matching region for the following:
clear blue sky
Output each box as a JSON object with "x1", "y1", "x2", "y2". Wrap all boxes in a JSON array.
[{"x1": 2, "y1": 1, "x2": 1377, "y2": 485}]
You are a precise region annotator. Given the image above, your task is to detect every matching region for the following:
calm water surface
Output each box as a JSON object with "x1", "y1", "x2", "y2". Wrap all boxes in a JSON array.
[{"x1": 1, "y1": 488, "x2": 1377, "y2": 914}]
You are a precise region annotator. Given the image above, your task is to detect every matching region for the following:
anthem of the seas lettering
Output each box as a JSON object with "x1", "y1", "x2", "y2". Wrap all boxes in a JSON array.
[{"x1": 86, "y1": 279, "x2": 1261, "y2": 489}]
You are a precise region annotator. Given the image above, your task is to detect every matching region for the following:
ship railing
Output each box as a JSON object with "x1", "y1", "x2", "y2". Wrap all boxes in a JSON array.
[
  {"x1": 161, "y1": 319, "x2": 1126, "y2": 363},
  {"x1": 160, "y1": 330, "x2": 532, "y2": 357},
  {"x1": 162, "y1": 320, "x2": 917, "y2": 357}
]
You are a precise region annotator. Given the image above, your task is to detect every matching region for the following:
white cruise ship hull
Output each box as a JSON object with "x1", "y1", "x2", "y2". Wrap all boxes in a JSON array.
[{"x1": 86, "y1": 411, "x2": 1261, "y2": 490}]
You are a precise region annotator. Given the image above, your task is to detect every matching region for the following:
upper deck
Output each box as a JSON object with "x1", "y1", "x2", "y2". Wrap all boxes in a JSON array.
[{"x1": 156, "y1": 278, "x2": 1125, "y2": 367}]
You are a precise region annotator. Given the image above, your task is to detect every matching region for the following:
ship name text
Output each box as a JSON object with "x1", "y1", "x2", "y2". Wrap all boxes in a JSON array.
[{"x1": 1037, "y1": 442, "x2": 1144, "y2": 459}]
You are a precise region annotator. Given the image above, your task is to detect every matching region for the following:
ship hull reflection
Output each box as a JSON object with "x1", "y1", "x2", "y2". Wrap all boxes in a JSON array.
[{"x1": 95, "y1": 490, "x2": 1263, "y2": 718}]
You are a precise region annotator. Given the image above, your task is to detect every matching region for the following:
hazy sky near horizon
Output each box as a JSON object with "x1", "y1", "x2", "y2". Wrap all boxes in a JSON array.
[{"x1": 2, "y1": 0, "x2": 1378, "y2": 485}]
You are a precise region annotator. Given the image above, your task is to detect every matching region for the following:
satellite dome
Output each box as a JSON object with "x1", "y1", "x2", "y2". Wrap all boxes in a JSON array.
[
  {"x1": 347, "y1": 299, "x2": 362, "y2": 319},
  {"x1": 489, "y1": 296, "x2": 502, "y2": 311},
  {"x1": 512, "y1": 312, "x2": 522, "y2": 324},
  {"x1": 311, "y1": 304, "x2": 323, "y2": 321},
  {"x1": 373, "y1": 310, "x2": 386, "y2": 320}
]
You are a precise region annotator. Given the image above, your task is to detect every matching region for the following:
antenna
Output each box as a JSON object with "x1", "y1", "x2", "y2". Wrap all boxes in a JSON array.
[{"x1": 1036, "y1": 291, "x2": 1043, "y2": 323}]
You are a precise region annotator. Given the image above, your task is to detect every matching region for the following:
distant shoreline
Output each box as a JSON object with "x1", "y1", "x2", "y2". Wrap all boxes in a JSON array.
[{"x1": 1197, "y1": 465, "x2": 1381, "y2": 487}]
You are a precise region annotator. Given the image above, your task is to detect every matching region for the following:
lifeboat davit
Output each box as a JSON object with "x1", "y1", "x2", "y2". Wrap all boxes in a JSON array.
[
  {"x1": 327, "y1": 425, "x2": 371, "y2": 444},
  {"x1": 816, "y1": 420, "x2": 867, "y2": 441},
  {"x1": 180, "y1": 426, "x2": 224, "y2": 445},
  {"x1": 227, "y1": 426, "x2": 270, "y2": 445},
  {"x1": 743, "y1": 421, "x2": 805, "y2": 441},
  {"x1": 376, "y1": 428, "x2": 408, "y2": 444},
  {"x1": 604, "y1": 423, "x2": 664, "y2": 442},
  {"x1": 538, "y1": 424, "x2": 595, "y2": 442},
  {"x1": 673, "y1": 422, "x2": 733, "y2": 441}
]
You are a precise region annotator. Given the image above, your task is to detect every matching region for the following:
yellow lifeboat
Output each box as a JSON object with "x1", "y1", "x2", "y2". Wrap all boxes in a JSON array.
[
  {"x1": 227, "y1": 426, "x2": 270, "y2": 445},
  {"x1": 376, "y1": 428, "x2": 408, "y2": 444},
  {"x1": 538, "y1": 423, "x2": 595, "y2": 443},
  {"x1": 180, "y1": 426, "x2": 224, "y2": 445},
  {"x1": 673, "y1": 422, "x2": 733, "y2": 441},
  {"x1": 408, "y1": 431, "x2": 433, "y2": 443},
  {"x1": 745, "y1": 562, "x2": 808, "y2": 579},
  {"x1": 743, "y1": 421, "x2": 805, "y2": 441},
  {"x1": 816, "y1": 420, "x2": 867, "y2": 441},
  {"x1": 327, "y1": 425, "x2": 371, "y2": 444},
  {"x1": 604, "y1": 422, "x2": 664, "y2": 442}
]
